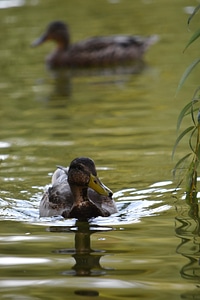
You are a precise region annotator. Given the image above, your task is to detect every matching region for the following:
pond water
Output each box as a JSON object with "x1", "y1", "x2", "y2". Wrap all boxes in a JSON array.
[{"x1": 0, "y1": 0, "x2": 200, "y2": 299}]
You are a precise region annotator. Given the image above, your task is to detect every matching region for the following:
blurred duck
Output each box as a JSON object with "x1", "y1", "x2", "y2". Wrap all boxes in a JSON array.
[
  {"x1": 32, "y1": 21, "x2": 158, "y2": 69},
  {"x1": 40, "y1": 157, "x2": 118, "y2": 221}
]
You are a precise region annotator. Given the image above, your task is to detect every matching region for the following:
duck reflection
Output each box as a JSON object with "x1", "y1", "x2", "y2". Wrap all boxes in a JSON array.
[
  {"x1": 53, "y1": 69, "x2": 71, "y2": 97},
  {"x1": 43, "y1": 60, "x2": 147, "y2": 99},
  {"x1": 175, "y1": 193, "x2": 200, "y2": 282},
  {"x1": 49, "y1": 221, "x2": 113, "y2": 276}
]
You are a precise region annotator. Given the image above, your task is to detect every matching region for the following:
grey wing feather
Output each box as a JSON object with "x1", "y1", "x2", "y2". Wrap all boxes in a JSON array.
[{"x1": 40, "y1": 168, "x2": 73, "y2": 217}]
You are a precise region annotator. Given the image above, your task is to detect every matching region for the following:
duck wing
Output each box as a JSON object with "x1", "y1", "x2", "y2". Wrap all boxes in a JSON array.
[
  {"x1": 39, "y1": 168, "x2": 73, "y2": 217},
  {"x1": 67, "y1": 35, "x2": 158, "y2": 66},
  {"x1": 71, "y1": 35, "x2": 151, "y2": 50}
]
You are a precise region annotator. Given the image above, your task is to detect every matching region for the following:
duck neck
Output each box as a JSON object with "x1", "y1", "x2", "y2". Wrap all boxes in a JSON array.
[
  {"x1": 58, "y1": 36, "x2": 70, "y2": 49},
  {"x1": 56, "y1": 30, "x2": 70, "y2": 50},
  {"x1": 56, "y1": 38, "x2": 69, "y2": 50},
  {"x1": 70, "y1": 185, "x2": 89, "y2": 204}
]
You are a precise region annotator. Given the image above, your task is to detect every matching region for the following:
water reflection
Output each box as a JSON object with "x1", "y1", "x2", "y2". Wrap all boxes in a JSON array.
[
  {"x1": 175, "y1": 194, "x2": 200, "y2": 282},
  {"x1": 49, "y1": 221, "x2": 113, "y2": 277},
  {"x1": 49, "y1": 221, "x2": 113, "y2": 296},
  {"x1": 45, "y1": 60, "x2": 147, "y2": 98},
  {"x1": 0, "y1": 0, "x2": 25, "y2": 9}
]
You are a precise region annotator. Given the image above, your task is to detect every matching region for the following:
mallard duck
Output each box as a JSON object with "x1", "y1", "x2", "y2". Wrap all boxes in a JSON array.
[
  {"x1": 32, "y1": 21, "x2": 158, "y2": 69},
  {"x1": 40, "y1": 157, "x2": 118, "y2": 220}
]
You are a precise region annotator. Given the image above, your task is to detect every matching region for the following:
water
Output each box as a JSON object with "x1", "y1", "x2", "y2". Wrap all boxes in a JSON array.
[{"x1": 0, "y1": 0, "x2": 200, "y2": 299}]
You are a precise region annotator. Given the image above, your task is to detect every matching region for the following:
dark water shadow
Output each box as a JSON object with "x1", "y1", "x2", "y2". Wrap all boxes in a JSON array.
[{"x1": 175, "y1": 193, "x2": 200, "y2": 297}]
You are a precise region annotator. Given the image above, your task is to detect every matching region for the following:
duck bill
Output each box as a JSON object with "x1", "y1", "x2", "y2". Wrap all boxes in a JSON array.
[
  {"x1": 31, "y1": 33, "x2": 48, "y2": 47},
  {"x1": 89, "y1": 174, "x2": 113, "y2": 197}
]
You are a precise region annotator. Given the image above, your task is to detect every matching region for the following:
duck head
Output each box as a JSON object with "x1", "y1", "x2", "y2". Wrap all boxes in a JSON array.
[
  {"x1": 32, "y1": 21, "x2": 70, "y2": 48},
  {"x1": 65, "y1": 157, "x2": 113, "y2": 198}
]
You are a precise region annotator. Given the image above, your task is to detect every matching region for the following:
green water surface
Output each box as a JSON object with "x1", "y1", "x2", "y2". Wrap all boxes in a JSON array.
[{"x1": 0, "y1": 0, "x2": 200, "y2": 299}]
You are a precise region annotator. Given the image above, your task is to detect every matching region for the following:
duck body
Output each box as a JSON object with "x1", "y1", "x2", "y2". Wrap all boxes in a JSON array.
[
  {"x1": 40, "y1": 157, "x2": 118, "y2": 221},
  {"x1": 32, "y1": 21, "x2": 158, "y2": 69}
]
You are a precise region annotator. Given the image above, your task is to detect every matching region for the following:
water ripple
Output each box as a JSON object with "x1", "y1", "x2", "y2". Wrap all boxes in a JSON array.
[{"x1": 0, "y1": 181, "x2": 172, "y2": 226}]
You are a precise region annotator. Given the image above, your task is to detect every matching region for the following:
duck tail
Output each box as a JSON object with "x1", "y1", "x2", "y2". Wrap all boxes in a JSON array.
[
  {"x1": 56, "y1": 165, "x2": 69, "y2": 174},
  {"x1": 144, "y1": 34, "x2": 159, "y2": 50}
]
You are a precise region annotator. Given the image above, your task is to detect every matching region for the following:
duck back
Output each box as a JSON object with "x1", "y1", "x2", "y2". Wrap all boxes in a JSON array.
[{"x1": 46, "y1": 35, "x2": 158, "y2": 69}]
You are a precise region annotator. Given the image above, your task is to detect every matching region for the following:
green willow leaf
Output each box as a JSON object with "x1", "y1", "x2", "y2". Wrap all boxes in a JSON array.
[
  {"x1": 191, "y1": 105, "x2": 199, "y2": 126},
  {"x1": 176, "y1": 58, "x2": 200, "y2": 93},
  {"x1": 185, "y1": 157, "x2": 199, "y2": 194},
  {"x1": 191, "y1": 90, "x2": 200, "y2": 125},
  {"x1": 191, "y1": 87, "x2": 200, "y2": 102},
  {"x1": 177, "y1": 101, "x2": 193, "y2": 131},
  {"x1": 189, "y1": 127, "x2": 197, "y2": 153},
  {"x1": 172, "y1": 125, "x2": 195, "y2": 159},
  {"x1": 183, "y1": 28, "x2": 200, "y2": 52},
  {"x1": 197, "y1": 143, "x2": 200, "y2": 161},
  {"x1": 172, "y1": 152, "x2": 192, "y2": 177},
  {"x1": 188, "y1": 5, "x2": 200, "y2": 27}
]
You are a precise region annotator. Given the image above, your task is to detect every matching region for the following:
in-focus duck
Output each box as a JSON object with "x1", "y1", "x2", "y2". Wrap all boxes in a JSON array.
[
  {"x1": 32, "y1": 21, "x2": 158, "y2": 69},
  {"x1": 40, "y1": 157, "x2": 118, "y2": 221}
]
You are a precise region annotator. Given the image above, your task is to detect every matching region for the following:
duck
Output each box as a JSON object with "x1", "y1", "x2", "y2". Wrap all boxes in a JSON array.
[
  {"x1": 40, "y1": 157, "x2": 118, "y2": 221},
  {"x1": 32, "y1": 20, "x2": 158, "y2": 69}
]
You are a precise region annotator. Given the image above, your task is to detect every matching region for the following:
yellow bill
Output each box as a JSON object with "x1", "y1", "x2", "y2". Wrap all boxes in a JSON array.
[{"x1": 89, "y1": 174, "x2": 113, "y2": 197}]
